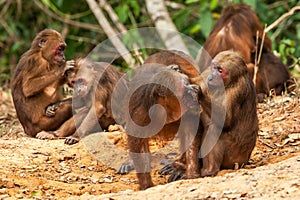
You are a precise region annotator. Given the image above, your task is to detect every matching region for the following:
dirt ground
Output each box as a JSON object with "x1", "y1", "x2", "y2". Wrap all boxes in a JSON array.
[{"x1": 0, "y1": 88, "x2": 300, "y2": 199}]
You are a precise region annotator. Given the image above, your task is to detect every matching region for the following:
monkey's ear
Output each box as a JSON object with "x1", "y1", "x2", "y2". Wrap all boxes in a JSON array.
[{"x1": 38, "y1": 39, "x2": 47, "y2": 48}]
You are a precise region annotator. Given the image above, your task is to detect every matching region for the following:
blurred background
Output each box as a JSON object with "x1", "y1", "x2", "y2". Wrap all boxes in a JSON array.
[{"x1": 0, "y1": 0, "x2": 299, "y2": 88}]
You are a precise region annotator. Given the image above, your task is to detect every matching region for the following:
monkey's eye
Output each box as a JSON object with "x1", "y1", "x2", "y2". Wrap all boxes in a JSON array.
[
  {"x1": 217, "y1": 66, "x2": 223, "y2": 73},
  {"x1": 212, "y1": 63, "x2": 223, "y2": 73},
  {"x1": 58, "y1": 46, "x2": 65, "y2": 52}
]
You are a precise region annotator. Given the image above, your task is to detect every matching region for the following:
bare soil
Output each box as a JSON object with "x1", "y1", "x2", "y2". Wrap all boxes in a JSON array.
[{"x1": 0, "y1": 88, "x2": 299, "y2": 199}]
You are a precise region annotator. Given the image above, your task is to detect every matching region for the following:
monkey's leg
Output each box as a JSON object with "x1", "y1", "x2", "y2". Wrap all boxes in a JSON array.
[
  {"x1": 201, "y1": 139, "x2": 224, "y2": 177},
  {"x1": 35, "y1": 103, "x2": 72, "y2": 139},
  {"x1": 128, "y1": 135, "x2": 153, "y2": 190}
]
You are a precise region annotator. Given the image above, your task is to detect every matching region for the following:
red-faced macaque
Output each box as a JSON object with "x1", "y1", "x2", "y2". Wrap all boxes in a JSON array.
[
  {"x1": 11, "y1": 29, "x2": 73, "y2": 139},
  {"x1": 45, "y1": 58, "x2": 125, "y2": 145},
  {"x1": 162, "y1": 50, "x2": 258, "y2": 181},
  {"x1": 200, "y1": 51, "x2": 258, "y2": 176},
  {"x1": 117, "y1": 50, "x2": 204, "y2": 175},
  {"x1": 198, "y1": 3, "x2": 271, "y2": 70},
  {"x1": 116, "y1": 50, "x2": 205, "y2": 190},
  {"x1": 125, "y1": 63, "x2": 201, "y2": 190}
]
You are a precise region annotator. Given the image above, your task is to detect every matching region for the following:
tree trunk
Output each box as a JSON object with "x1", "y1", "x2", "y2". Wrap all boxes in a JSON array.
[
  {"x1": 146, "y1": 0, "x2": 189, "y2": 54},
  {"x1": 86, "y1": 0, "x2": 135, "y2": 67}
]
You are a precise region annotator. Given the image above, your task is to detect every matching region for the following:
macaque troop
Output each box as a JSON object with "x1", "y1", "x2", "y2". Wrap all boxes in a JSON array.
[{"x1": 10, "y1": 3, "x2": 295, "y2": 191}]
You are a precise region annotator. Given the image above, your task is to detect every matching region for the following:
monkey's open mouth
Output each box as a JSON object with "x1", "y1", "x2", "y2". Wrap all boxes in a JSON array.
[{"x1": 74, "y1": 80, "x2": 88, "y2": 96}]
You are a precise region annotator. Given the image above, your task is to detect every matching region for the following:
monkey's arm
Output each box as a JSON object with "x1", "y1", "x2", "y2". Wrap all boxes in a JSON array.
[
  {"x1": 76, "y1": 100, "x2": 107, "y2": 137},
  {"x1": 22, "y1": 67, "x2": 64, "y2": 98},
  {"x1": 45, "y1": 98, "x2": 73, "y2": 117},
  {"x1": 22, "y1": 60, "x2": 74, "y2": 98}
]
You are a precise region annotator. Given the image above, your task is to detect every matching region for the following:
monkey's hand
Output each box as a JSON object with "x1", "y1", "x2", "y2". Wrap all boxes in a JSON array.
[
  {"x1": 63, "y1": 60, "x2": 76, "y2": 77},
  {"x1": 158, "y1": 160, "x2": 187, "y2": 182},
  {"x1": 117, "y1": 160, "x2": 135, "y2": 174},
  {"x1": 189, "y1": 75, "x2": 211, "y2": 98},
  {"x1": 184, "y1": 84, "x2": 200, "y2": 102},
  {"x1": 45, "y1": 103, "x2": 59, "y2": 117},
  {"x1": 189, "y1": 84, "x2": 200, "y2": 101}
]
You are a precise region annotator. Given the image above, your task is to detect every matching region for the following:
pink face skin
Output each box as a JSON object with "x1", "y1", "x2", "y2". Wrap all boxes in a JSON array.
[
  {"x1": 72, "y1": 78, "x2": 88, "y2": 96},
  {"x1": 71, "y1": 65, "x2": 97, "y2": 97},
  {"x1": 207, "y1": 62, "x2": 228, "y2": 87},
  {"x1": 53, "y1": 44, "x2": 66, "y2": 65}
]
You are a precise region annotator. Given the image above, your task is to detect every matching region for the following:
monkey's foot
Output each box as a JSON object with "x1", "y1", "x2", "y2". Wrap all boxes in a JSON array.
[
  {"x1": 158, "y1": 160, "x2": 185, "y2": 175},
  {"x1": 168, "y1": 170, "x2": 186, "y2": 182},
  {"x1": 201, "y1": 168, "x2": 219, "y2": 177},
  {"x1": 117, "y1": 159, "x2": 135, "y2": 174},
  {"x1": 64, "y1": 136, "x2": 79, "y2": 145},
  {"x1": 159, "y1": 160, "x2": 188, "y2": 182},
  {"x1": 158, "y1": 162, "x2": 176, "y2": 175},
  {"x1": 36, "y1": 131, "x2": 57, "y2": 140}
]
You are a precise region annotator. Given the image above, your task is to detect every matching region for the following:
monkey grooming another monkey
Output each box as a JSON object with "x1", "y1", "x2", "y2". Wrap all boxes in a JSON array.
[
  {"x1": 11, "y1": 29, "x2": 73, "y2": 139},
  {"x1": 124, "y1": 63, "x2": 202, "y2": 190},
  {"x1": 162, "y1": 50, "x2": 258, "y2": 181},
  {"x1": 200, "y1": 50, "x2": 258, "y2": 177}
]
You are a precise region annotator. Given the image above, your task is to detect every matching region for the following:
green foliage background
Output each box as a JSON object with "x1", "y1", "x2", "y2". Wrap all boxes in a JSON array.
[{"x1": 0, "y1": 0, "x2": 299, "y2": 87}]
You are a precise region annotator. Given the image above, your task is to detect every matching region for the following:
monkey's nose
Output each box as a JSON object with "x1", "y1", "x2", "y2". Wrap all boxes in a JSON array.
[
  {"x1": 73, "y1": 78, "x2": 85, "y2": 85},
  {"x1": 207, "y1": 74, "x2": 215, "y2": 81},
  {"x1": 61, "y1": 53, "x2": 66, "y2": 61}
]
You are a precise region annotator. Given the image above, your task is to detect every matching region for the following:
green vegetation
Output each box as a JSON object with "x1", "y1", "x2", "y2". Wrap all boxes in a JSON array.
[{"x1": 0, "y1": 0, "x2": 299, "y2": 87}]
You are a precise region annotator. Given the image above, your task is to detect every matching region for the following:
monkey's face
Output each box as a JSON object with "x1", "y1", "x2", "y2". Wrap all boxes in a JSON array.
[
  {"x1": 72, "y1": 66, "x2": 96, "y2": 97},
  {"x1": 207, "y1": 62, "x2": 228, "y2": 88},
  {"x1": 40, "y1": 37, "x2": 66, "y2": 66},
  {"x1": 53, "y1": 43, "x2": 66, "y2": 65},
  {"x1": 72, "y1": 78, "x2": 89, "y2": 96}
]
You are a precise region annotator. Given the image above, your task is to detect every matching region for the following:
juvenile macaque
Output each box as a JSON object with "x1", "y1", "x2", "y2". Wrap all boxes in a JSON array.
[{"x1": 11, "y1": 29, "x2": 73, "y2": 139}]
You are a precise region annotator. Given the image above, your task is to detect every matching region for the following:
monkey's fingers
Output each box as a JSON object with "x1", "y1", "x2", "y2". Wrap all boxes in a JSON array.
[
  {"x1": 167, "y1": 64, "x2": 181, "y2": 73},
  {"x1": 117, "y1": 160, "x2": 135, "y2": 174},
  {"x1": 66, "y1": 60, "x2": 75, "y2": 67},
  {"x1": 63, "y1": 60, "x2": 76, "y2": 76},
  {"x1": 45, "y1": 109, "x2": 56, "y2": 117},
  {"x1": 45, "y1": 105, "x2": 57, "y2": 117},
  {"x1": 65, "y1": 136, "x2": 80, "y2": 145},
  {"x1": 158, "y1": 163, "x2": 176, "y2": 175},
  {"x1": 36, "y1": 131, "x2": 57, "y2": 140},
  {"x1": 188, "y1": 84, "x2": 201, "y2": 101},
  {"x1": 167, "y1": 170, "x2": 186, "y2": 182}
]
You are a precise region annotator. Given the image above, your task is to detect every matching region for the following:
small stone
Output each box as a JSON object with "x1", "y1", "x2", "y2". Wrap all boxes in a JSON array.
[
  {"x1": 223, "y1": 189, "x2": 236, "y2": 195},
  {"x1": 91, "y1": 178, "x2": 99, "y2": 183},
  {"x1": 120, "y1": 178, "x2": 130, "y2": 182},
  {"x1": 79, "y1": 165, "x2": 86, "y2": 169},
  {"x1": 6, "y1": 181, "x2": 15, "y2": 188}
]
